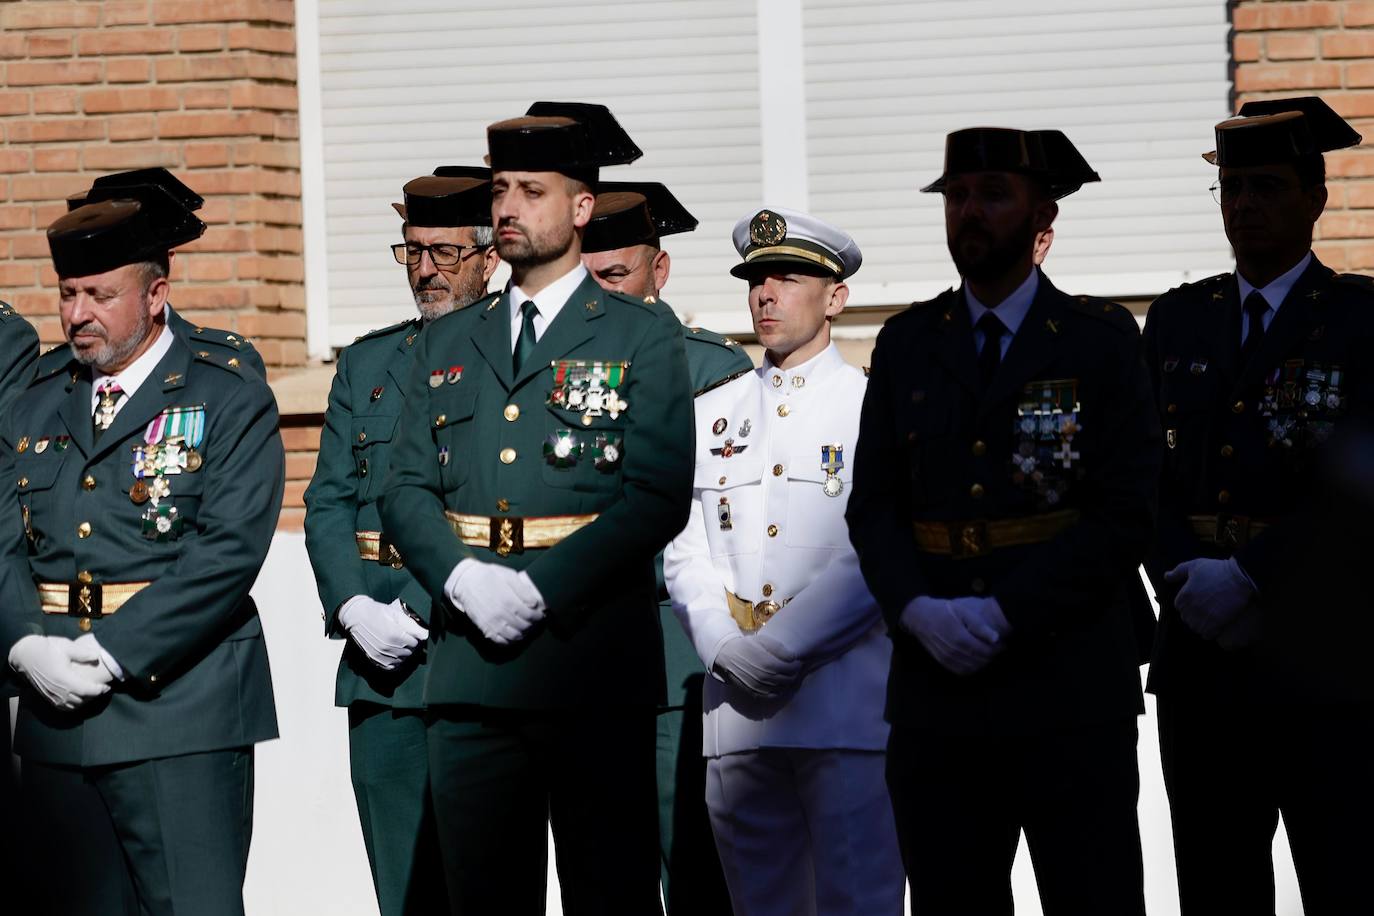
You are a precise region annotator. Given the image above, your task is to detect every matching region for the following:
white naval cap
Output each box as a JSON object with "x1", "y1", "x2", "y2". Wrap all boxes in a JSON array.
[{"x1": 729, "y1": 206, "x2": 862, "y2": 281}]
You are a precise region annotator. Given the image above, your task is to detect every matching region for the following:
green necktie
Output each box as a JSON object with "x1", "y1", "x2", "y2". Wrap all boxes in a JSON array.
[{"x1": 513, "y1": 299, "x2": 539, "y2": 374}]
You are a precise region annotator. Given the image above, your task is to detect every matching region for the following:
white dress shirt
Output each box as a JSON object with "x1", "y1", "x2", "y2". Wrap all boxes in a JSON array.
[
  {"x1": 1237, "y1": 250, "x2": 1312, "y2": 342},
  {"x1": 966, "y1": 267, "x2": 1039, "y2": 358},
  {"x1": 90, "y1": 323, "x2": 174, "y2": 420},
  {"x1": 507, "y1": 263, "x2": 588, "y2": 353}
]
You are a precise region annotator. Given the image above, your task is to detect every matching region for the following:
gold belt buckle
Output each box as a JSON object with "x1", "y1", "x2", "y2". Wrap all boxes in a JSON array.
[
  {"x1": 377, "y1": 537, "x2": 404, "y2": 569},
  {"x1": 753, "y1": 600, "x2": 780, "y2": 628},
  {"x1": 69, "y1": 583, "x2": 103, "y2": 618},
  {"x1": 491, "y1": 516, "x2": 523, "y2": 557},
  {"x1": 949, "y1": 520, "x2": 989, "y2": 559}
]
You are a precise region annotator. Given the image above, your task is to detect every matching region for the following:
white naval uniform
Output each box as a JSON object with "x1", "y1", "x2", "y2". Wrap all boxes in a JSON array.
[{"x1": 664, "y1": 343, "x2": 904, "y2": 916}]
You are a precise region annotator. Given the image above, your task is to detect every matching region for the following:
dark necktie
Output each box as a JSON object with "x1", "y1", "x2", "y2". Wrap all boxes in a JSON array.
[
  {"x1": 1239, "y1": 291, "x2": 1269, "y2": 366},
  {"x1": 513, "y1": 300, "x2": 539, "y2": 374},
  {"x1": 977, "y1": 312, "x2": 1008, "y2": 390},
  {"x1": 93, "y1": 380, "x2": 125, "y2": 442}
]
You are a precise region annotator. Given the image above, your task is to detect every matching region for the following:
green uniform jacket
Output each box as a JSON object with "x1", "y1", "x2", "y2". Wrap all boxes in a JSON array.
[
  {"x1": 0, "y1": 333, "x2": 284, "y2": 767},
  {"x1": 167, "y1": 303, "x2": 267, "y2": 378},
  {"x1": 0, "y1": 303, "x2": 40, "y2": 700},
  {"x1": 660, "y1": 328, "x2": 752, "y2": 708},
  {"x1": 379, "y1": 275, "x2": 694, "y2": 709},
  {"x1": 303, "y1": 318, "x2": 434, "y2": 708}
]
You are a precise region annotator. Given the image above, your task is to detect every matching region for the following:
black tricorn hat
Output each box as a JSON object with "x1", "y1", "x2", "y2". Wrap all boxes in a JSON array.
[
  {"x1": 486, "y1": 101, "x2": 642, "y2": 177},
  {"x1": 921, "y1": 127, "x2": 1101, "y2": 200},
  {"x1": 1204, "y1": 96, "x2": 1363, "y2": 166},
  {"x1": 49, "y1": 168, "x2": 206, "y2": 277},
  {"x1": 431, "y1": 165, "x2": 493, "y2": 180},
  {"x1": 582, "y1": 181, "x2": 698, "y2": 253},
  {"x1": 391, "y1": 174, "x2": 492, "y2": 227}
]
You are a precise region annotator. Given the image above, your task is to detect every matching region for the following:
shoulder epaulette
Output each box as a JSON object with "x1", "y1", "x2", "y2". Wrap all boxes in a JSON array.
[
  {"x1": 351, "y1": 318, "x2": 419, "y2": 346},
  {"x1": 1066, "y1": 294, "x2": 1140, "y2": 334},
  {"x1": 684, "y1": 325, "x2": 744, "y2": 351},
  {"x1": 192, "y1": 348, "x2": 250, "y2": 377},
  {"x1": 887, "y1": 287, "x2": 956, "y2": 327},
  {"x1": 606, "y1": 289, "x2": 672, "y2": 315},
  {"x1": 694, "y1": 367, "x2": 752, "y2": 399},
  {"x1": 1331, "y1": 272, "x2": 1374, "y2": 295},
  {"x1": 0, "y1": 300, "x2": 24, "y2": 323},
  {"x1": 1161, "y1": 271, "x2": 1230, "y2": 299},
  {"x1": 463, "y1": 291, "x2": 500, "y2": 313},
  {"x1": 34, "y1": 343, "x2": 76, "y2": 382},
  {"x1": 186, "y1": 324, "x2": 251, "y2": 351}
]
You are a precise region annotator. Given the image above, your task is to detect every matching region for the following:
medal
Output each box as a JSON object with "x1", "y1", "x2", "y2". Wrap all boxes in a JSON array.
[
  {"x1": 1189, "y1": 359, "x2": 1208, "y2": 376},
  {"x1": 54, "y1": 435, "x2": 69, "y2": 452},
  {"x1": 429, "y1": 370, "x2": 444, "y2": 389},
  {"x1": 447, "y1": 365, "x2": 463, "y2": 384},
  {"x1": 130, "y1": 480, "x2": 149, "y2": 504},
  {"x1": 717, "y1": 497, "x2": 733, "y2": 531},
  {"x1": 185, "y1": 449, "x2": 203, "y2": 472},
  {"x1": 712, "y1": 418, "x2": 727, "y2": 436},
  {"x1": 738, "y1": 419, "x2": 752, "y2": 438},
  {"x1": 593, "y1": 433, "x2": 623, "y2": 471},
  {"x1": 710, "y1": 439, "x2": 747, "y2": 459},
  {"x1": 34, "y1": 438, "x2": 48, "y2": 454},
  {"x1": 543, "y1": 430, "x2": 583, "y2": 469},
  {"x1": 821, "y1": 443, "x2": 844, "y2": 497},
  {"x1": 371, "y1": 387, "x2": 384, "y2": 401},
  {"x1": 140, "y1": 505, "x2": 182, "y2": 542},
  {"x1": 16, "y1": 436, "x2": 28, "y2": 453},
  {"x1": 438, "y1": 445, "x2": 450, "y2": 466}
]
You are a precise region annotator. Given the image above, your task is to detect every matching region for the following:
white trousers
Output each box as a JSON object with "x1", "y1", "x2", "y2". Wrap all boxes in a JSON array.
[{"x1": 705, "y1": 747, "x2": 905, "y2": 916}]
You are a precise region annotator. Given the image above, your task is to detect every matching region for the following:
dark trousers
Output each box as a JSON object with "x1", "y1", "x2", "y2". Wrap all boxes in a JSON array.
[
  {"x1": 427, "y1": 704, "x2": 662, "y2": 916},
  {"x1": 349, "y1": 703, "x2": 446, "y2": 916},
  {"x1": 887, "y1": 719, "x2": 1145, "y2": 916},
  {"x1": 1158, "y1": 696, "x2": 1374, "y2": 916},
  {"x1": 19, "y1": 748, "x2": 254, "y2": 916},
  {"x1": 656, "y1": 675, "x2": 731, "y2": 916}
]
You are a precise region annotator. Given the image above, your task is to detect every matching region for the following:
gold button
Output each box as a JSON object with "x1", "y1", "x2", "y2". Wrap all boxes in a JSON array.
[
  {"x1": 792, "y1": 376, "x2": 805, "y2": 389},
  {"x1": 197, "y1": 350, "x2": 209, "y2": 358},
  {"x1": 435, "y1": 414, "x2": 447, "y2": 427},
  {"x1": 970, "y1": 483, "x2": 985, "y2": 499},
  {"x1": 1232, "y1": 400, "x2": 1245, "y2": 414},
  {"x1": 149, "y1": 674, "x2": 158, "y2": 684},
  {"x1": 357, "y1": 431, "x2": 367, "y2": 442},
  {"x1": 762, "y1": 584, "x2": 774, "y2": 597},
  {"x1": 228, "y1": 358, "x2": 240, "y2": 368},
  {"x1": 777, "y1": 404, "x2": 790, "y2": 417},
  {"x1": 581, "y1": 415, "x2": 593, "y2": 426},
  {"x1": 1166, "y1": 403, "x2": 1178, "y2": 414},
  {"x1": 1218, "y1": 490, "x2": 1231, "y2": 505},
  {"x1": 718, "y1": 476, "x2": 727, "y2": 486},
  {"x1": 767, "y1": 524, "x2": 779, "y2": 537},
  {"x1": 504, "y1": 404, "x2": 520, "y2": 422},
  {"x1": 78, "y1": 618, "x2": 91, "y2": 633},
  {"x1": 497, "y1": 498, "x2": 510, "y2": 512},
  {"x1": 971, "y1": 577, "x2": 987, "y2": 595},
  {"x1": 78, "y1": 570, "x2": 93, "y2": 584},
  {"x1": 772, "y1": 464, "x2": 784, "y2": 477},
  {"x1": 1220, "y1": 444, "x2": 1234, "y2": 458},
  {"x1": 82, "y1": 475, "x2": 97, "y2": 490},
  {"x1": 17, "y1": 477, "x2": 27, "y2": 488},
  {"x1": 971, "y1": 440, "x2": 987, "y2": 457},
  {"x1": 500, "y1": 448, "x2": 517, "y2": 464},
  {"x1": 772, "y1": 375, "x2": 783, "y2": 388},
  {"x1": 77, "y1": 522, "x2": 92, "y2": 538}
]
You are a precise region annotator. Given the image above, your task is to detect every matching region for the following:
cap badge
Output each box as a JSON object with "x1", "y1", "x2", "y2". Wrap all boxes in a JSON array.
[{"x1": 749, "y1": 210, "x2": 787, "y2": 246}]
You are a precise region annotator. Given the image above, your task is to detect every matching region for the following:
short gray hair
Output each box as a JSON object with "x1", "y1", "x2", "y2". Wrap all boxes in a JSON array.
[{"x1": 471, "y1": 225, "x2": 494, "y2": 247}]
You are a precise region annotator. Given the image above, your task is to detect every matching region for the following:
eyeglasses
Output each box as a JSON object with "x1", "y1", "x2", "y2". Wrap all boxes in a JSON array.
[
  {"x1": 1209, "y1": 176, "x2": 1294, "y2": 206},
  {"x1": 391, "y1": 243, "x2": 488, "y2": 266}
]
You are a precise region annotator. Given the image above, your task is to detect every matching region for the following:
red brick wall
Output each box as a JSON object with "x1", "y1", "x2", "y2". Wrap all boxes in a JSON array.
[
  {"x1": 0, "y1": 0, "x2": 306, "y2": 367},
  {"x1": 1234, "y1": 1, "x2": 1374, "y2": 271}
]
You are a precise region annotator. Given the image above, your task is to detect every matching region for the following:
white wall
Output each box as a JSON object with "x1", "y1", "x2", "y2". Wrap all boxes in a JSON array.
[{"x1": 243, "y1": 534, "x2": 1304, "y2": 914}]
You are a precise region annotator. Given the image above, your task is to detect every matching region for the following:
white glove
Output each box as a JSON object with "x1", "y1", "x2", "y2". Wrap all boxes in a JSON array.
[
  {"x1": 1165, "y1": 557, "x2": 1257, "y2": 641},
  {"x1": 712, "y1": 634, "x2": 802, "y2": 699},
  {"x1": 899, "y1": 595, "x2": 1001, "y2": 676},
  {"x1": 339, "y1": 597, "x2": 429, "y2": 669},
  {"x1": 8, "y1": 635, "x2": 113, "y2": 711},
  {"x1": 445, "y1": 559, "x2": 545, "y2": 645},
  {"x1": 73, "y1": 633, "x2": 122, "y2": 683}
]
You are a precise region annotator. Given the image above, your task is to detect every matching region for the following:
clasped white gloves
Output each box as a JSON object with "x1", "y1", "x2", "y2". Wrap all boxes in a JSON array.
[
  {"x1": 712, "y1": 633, "x2": 802, "y2": 699},
  {"x1": 1166, "y1": 556, "x2": 1260, "y2": 649},
  {"x1": 445, "y1": 558, "x2": 546, "y2": 645},
  {"x1": 339, "y1": 596, "x2": 429, "y2": 669},
  {"x1": 8, "y1": 634, "x2": 114, "y2": 711},
  {"x1": 899, "y1": 595, "x2": 1011, "y2": 676}
]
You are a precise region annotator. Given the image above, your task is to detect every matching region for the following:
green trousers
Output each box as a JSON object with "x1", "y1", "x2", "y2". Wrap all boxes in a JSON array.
[
  {"x1": 21, "y1": 748, "x2": 253, "y2": 916},
  {"x1": 348, "y1": 703, "x2": 445, "y2": 916}
]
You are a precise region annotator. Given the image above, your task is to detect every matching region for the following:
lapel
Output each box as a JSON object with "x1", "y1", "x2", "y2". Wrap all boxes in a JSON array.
[
  {"x1": 1232, "y1": 257, "x2": 1334, "y2": 395},
  {"x1": 89, "y1": 338, "x2": 194, "y2": 464},
  {"x1": 978, "y1": 271, "x2": 1065, "y2": 420},
  {"x1": 470, "y1": 292, "x2": 515, "y2": 392},
  {"x1": 56, "y1": 366, "x2": 93, "y2": 459},
  {"x1": 510, "y1": 273, "x2": 603, "y2": 391},
  {"x1": 931, "y1": 288, "x2": 980, "y2": 399},
  {"x1": 385, "y1": 321, "x2": 421, "y2": 393}
]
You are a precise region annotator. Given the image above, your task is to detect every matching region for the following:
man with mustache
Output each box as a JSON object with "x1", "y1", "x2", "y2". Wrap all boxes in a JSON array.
[
  {"x1": 1143, "y1": 96, "x2": 1374, "y2": 915},
  {"x1": 380, "y1": 103, "x2": 693, "y2": 914},
  {"x1": 581, "y1": 182, "x2": 748, "y2": 915},
  {"x1": 303, "y1": 170, "x2": 498, "y2": 916},
  {"x1": 847, "y1": 128, "x2": 1159, "y2": 915},
  {"x1": 0, "y1": 171, "x2": 284, "y2": 915}
]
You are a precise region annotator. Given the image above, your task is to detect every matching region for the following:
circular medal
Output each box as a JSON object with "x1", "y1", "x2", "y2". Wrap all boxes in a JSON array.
[
  {"x1": 603, "y1": 444, "x2": 620, "y2": 463},
  {"x1": 823, "y1": 475, "x2": 844, "y2": 497},
  {"x1": 185, "y1": 449, "x2": 203, "y2": 472},
  {"x1": 1305, "y1": 390, "x2": 1321, "y2": 407},
  {"x1": 1327, "y1": 393, "x2": 1341, "y2": 409},
  {"x1": 130, "y1": 480, "x2": 149, "y2": 504}
]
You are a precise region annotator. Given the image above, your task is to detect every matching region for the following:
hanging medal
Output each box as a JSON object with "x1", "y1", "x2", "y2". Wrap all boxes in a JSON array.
[{"x1": 821, "y1": 443, "x2": 844, "y2": 497}]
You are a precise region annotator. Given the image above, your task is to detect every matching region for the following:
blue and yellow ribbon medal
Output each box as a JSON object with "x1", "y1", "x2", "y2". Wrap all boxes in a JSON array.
[{"x1": 821, "y1": 443, "x2": 844, "y2": 497}]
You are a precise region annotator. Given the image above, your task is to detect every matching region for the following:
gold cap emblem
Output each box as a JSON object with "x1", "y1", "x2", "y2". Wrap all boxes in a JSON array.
[{"x1": 749, "y1": 210, "x2": 787, "y2": 246}]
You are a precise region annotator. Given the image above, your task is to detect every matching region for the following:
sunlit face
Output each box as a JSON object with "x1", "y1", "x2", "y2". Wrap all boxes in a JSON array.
[
  {"x1": 746, "y1": 267, "x2": 845, "y2": 360},
  {"x1": 58, "y1": 262, "x2": 165, "y2": 373},
  {"x1": 582, "y1": 243, "x2": 667, "y2": 299},
  {"x1": 490, "y1": 171, "x2": 593, "y2": 268},
  {"x1": 943, "y1": 171, "x2": 1054, "y2": 283},
  {"x1": 1216, "y1": 163, "x2": 1326, "y2": 266},
  {"x1": 401, "y1": 224, "x2": 494, "y2": 321}
]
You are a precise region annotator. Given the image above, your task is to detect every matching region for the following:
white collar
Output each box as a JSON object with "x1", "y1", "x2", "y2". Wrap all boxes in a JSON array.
[
  {"x1": 1237, "y1": 251, "x2": 1312, "y2": 312},
  {"x1": 509, "y1": 263, "x2": 588, "y2": 328},
  {"x1": 90, "y1": 323, "x2": 174, "y2": 410},
  {"x1": 964, "y1": 268, "x2": 1039, "y2": 336},
  {"x1": 761, "y1": 342, "x2": 845, "y2": 396}
]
